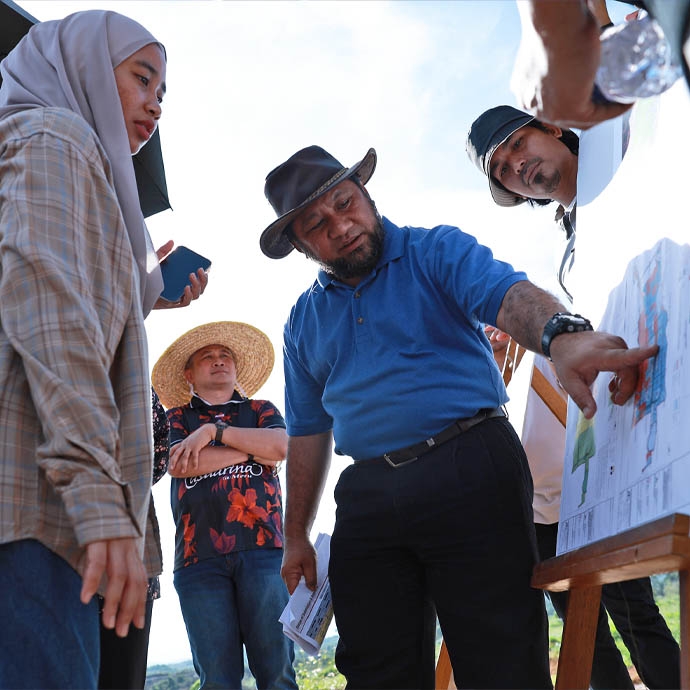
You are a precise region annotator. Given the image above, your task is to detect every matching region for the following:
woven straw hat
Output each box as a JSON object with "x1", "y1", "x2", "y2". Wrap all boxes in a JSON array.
[{"x1": 152, "y1": 321, "x2": 275, "y2": 409}]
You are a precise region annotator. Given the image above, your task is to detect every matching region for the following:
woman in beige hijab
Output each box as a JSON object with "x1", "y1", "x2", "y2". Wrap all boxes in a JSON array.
[{"x1": 0, "y1": 11, "x2": 177, "y2": 689}]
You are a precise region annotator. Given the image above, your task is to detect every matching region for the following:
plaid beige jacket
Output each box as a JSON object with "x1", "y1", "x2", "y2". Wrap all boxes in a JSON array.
[{"x1": 0, "y1": 108, "x2": 160, "y2": 581}]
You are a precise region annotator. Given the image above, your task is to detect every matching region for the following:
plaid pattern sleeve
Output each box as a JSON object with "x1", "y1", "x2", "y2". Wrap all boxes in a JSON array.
[{"x1": 0, "y1": 108, "x2": 153, "y2": 574}]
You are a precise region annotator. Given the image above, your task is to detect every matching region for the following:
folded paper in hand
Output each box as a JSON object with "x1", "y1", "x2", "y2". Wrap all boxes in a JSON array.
[{"x1": 279, "y1": 532, "x2": 334, "y2": 655}]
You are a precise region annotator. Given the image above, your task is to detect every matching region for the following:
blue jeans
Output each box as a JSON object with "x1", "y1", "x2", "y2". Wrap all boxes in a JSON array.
[
  {"x1": 329, "y1": 417, "x2": 552, "y2": 689},
  {"x1": 174, "y1": 548, "x2": 297, "y2": 690},
  {"x1": 0, "y1": 539, "x2": 100, "y2": 689}
]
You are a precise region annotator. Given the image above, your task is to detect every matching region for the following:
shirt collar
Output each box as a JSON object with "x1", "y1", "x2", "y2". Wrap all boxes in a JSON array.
[{"x1": 189, "y1": 390, "x2": 245, "y2": 409}]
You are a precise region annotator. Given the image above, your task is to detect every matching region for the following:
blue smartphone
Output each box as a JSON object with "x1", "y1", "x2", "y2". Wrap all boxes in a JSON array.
[{"x1": 159, "y1": 246, "x2": 211, "y2": 302}]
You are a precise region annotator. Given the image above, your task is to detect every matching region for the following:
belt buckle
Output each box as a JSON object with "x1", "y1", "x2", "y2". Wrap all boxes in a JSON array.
[{"x1": 383, "y1": 453, "x2": 419, "y2": 469}]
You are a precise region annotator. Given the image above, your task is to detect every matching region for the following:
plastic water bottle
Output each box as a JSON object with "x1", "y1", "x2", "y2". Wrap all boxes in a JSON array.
[{"x1": 594, "y1": 10, "x2": 683, "y2": 104}]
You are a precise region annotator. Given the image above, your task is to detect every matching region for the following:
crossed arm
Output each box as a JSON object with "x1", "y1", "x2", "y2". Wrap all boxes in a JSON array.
[{"x1": 168, "y1": 424, "x2": 287, "y2": 477}]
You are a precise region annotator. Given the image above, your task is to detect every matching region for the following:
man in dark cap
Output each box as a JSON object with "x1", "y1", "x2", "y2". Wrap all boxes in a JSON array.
[
  {"x1": 466, "y1": 104, "x2": 579, "y2": 210},
  {"x1": 467, "y1": 104, "x2": 681, "y2": 690},
  {"x1": 259, "y1": 144, "x2": 658, "y2": 689},
  {"x1": 466, "y1": 104, "x2": 580, "y2": 300}
]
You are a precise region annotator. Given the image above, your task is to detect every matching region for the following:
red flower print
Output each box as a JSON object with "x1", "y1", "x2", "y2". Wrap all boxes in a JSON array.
[
  {"x1": 226, "y1": 488, "x2": 269, "y2": 529},
  {"x1": 182, "y1": 513, "x2": 196, "y2": 560},
  {"x1": 270, "y1": 512, "x2": 283, "y2": 548},
  {"x1": 210, "y1": 528, "x2": 236, "y2": 554}
]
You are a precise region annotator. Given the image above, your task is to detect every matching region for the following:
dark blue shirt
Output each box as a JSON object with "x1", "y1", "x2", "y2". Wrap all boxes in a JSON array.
[
  {"x1": 283, "y1": 217, "x2": 527, "y2": 459},
  {"x1": 167, "y1": 393, "x2": 285, "y2": 571}
]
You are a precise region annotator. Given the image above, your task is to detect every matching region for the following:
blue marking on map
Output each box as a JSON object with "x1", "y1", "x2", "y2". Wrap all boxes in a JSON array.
[{"x1": 633, "y1": 258, "x2": 667, "y2": 469}]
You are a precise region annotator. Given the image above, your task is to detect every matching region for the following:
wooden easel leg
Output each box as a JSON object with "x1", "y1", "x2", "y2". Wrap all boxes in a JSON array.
[
  {"x1": 555, "y1": 585, "x2": 602, "y2": 690},
  {"x1": 435, "y1": 640, "x2": 455, "y2": 689},
  {"x1": 680, "y1": 570, "x2": 690, "y2": 688}
]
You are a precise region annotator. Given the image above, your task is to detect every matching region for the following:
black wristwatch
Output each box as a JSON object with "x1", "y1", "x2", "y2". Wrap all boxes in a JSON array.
[
  {"x1": 214, "y1": 420, "x2": 228, "y2": 444},
  {"x1": 541, "y1": 312, "x2": 593, "y2": 359}
]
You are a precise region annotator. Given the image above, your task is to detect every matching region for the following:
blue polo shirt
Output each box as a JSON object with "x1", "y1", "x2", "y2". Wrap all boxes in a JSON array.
[{"x1": 283, "y1": 217, "x2": 528, "y2": 460}]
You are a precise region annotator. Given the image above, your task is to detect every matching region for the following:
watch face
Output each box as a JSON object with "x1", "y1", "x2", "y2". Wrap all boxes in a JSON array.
[
  {"x1": 542, "y1": 313, "x2": 593, "y2": 358},
  {"x1": 563, "y1": 315, "x2": 587, "y2": 327}
]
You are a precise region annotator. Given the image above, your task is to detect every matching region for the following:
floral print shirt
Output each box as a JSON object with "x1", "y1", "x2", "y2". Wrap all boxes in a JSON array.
[{"x1": 167, "y1": 393, "x2": 285, "y2": 571}]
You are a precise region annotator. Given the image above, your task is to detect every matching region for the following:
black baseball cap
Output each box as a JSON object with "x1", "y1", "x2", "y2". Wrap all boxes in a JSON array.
[{"x1": 466, "y1": 105, "x2": 534, "y2": 207}]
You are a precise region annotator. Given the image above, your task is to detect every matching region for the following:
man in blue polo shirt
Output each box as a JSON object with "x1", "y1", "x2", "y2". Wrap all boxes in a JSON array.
[{"x1": 259, "y1": 145, "x2": 658, "y2": 690}]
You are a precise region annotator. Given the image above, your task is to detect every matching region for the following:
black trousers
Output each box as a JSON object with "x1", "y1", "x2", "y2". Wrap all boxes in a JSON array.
[
  {"x1": 536, "y1": 522, "x2": 680, "y2": 690},
  {"x1": 329, "y1": 417, "x2": 552, "y2": 690},
  {"x1": 98, "y1": 597, "x2": 154, "y2": 690}
]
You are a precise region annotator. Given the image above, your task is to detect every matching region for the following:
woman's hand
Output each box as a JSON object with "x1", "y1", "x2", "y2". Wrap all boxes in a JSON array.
[{"x1": 153, "y1": 240, "x2": 209, "y2": 310}]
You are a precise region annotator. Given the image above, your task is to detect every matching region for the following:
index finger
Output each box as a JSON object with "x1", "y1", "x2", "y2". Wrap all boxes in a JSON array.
[
  {"x1": 603, "y1": 344, "x2": 659, "y2": 370},
  {"x1": 610, "y1": 345, "x2": 659, "y2": 403},
  {"x1": 281, "y1": 555, "x2": 317, "y2": 594},
  {"x1": 282, "y1": 570, "x2": 303, "y2": 596},
  {"x1": 80, "y1": 541, "x2": 107, "y2": 604}
]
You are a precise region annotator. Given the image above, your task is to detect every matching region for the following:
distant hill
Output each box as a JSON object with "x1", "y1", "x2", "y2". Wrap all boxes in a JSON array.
[
  {"x1": 145, "y1": 635, "x2": 346, "y2": 690},
  {"x1": 145, "y1": 660, "x2": 197, "y2": 690}
]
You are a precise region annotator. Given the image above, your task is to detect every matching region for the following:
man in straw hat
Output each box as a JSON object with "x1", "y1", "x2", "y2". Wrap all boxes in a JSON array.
[
  {"x1": 152, "y1": 321, "x2": 297, "y2": 690},
  {"x1": 259, "y1": 144, "x2": 659, "y2": 689}
]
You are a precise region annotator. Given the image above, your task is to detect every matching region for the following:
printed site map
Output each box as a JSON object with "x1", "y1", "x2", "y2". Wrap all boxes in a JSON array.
[{"x1": 557, "y1": 238, "x2": 690, "y2": 554}]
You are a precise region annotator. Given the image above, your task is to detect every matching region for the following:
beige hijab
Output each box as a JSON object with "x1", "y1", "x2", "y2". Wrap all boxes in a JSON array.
[{"x1": 0, "y1": 10, "x2": 165, "y2": 315}]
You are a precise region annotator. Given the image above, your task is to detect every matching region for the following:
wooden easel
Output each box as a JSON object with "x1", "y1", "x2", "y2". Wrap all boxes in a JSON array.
[
  {"x1": 435, "y1": 344, "x2": 690, "y2": 689},
  {"x1": 532, "y1": 512, "x2": 690, "y2": 689}
]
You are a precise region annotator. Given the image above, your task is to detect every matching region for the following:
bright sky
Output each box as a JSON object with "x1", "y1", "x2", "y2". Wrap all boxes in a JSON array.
[{"x1": 20, "y1": 0, "x2": 633, "y2": 667}]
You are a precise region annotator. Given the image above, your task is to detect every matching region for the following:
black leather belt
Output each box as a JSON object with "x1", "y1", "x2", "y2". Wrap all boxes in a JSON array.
[{"x1": 361, "y1": 407, "x2": 506, "y2": 469}]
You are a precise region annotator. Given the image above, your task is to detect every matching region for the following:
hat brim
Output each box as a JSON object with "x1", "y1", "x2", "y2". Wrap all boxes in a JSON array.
[
  {"x1": 260, "y1": 147, "x2": 377, "y2": 259},
  {"x1": 488, "y1": 176, "x2": 528, "y2": 207},
  {"x1": 152, "y1": 321, "x2": 275, "y2": 409},
  {"x1": 485, "y1": 117, "x2": 534, "y2": 208}
]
